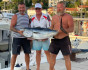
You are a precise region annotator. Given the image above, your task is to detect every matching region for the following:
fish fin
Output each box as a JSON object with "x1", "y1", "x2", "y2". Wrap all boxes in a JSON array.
[{"x1": 33, "y1": 32, "x2": 40, "y2": 34}]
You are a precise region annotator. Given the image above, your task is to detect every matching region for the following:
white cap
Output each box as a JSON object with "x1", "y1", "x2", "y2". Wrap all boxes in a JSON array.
[{"x1": 35, "y1": 3, "x2": 42, "y2": 8}]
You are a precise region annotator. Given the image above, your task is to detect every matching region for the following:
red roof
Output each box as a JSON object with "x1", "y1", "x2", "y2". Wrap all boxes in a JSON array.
[
  {"x1": 79, "y1": 5, "x2": 88, "y2": 8},
  {"x1": 65, "y1": 8, "x2": 78, "y2": 11}
]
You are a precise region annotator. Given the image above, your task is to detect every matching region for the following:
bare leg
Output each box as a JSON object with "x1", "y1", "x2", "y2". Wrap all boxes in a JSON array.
[
  {"x1": 11, "y1": 55, "x2": 17, "y2": 70},
  {"x1": 45, "y1": 51, "x2": 55, "y2": 70},
  {"x1": 36, "y1": 50, "x2": 41, "y2": 70},
  {"x1": 49, "y1": 53, "x2": 57, "y2": 70},
  {"x1": 44, "y1": 50, "x2": 50, "y2": 63},
  {"x1": 64, "y1": 55, "x2": 71, "y2": 70},
  {"x1": 25, "y1": 54, "x2": 30, "y2": 70}
]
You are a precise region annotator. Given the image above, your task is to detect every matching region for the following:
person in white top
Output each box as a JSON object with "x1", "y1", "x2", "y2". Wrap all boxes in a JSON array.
[
  {"x1": 31, "y1": 3, "x2": 51, "y2": 70},
  {"x1": 31, "y1": 13, "x2": 50, "y2": 28}
]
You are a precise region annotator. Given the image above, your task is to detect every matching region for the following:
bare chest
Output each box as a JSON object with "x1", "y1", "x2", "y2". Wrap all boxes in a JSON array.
[{"x1": 53, "y1": 18, "x2": 68, "y2": 30}]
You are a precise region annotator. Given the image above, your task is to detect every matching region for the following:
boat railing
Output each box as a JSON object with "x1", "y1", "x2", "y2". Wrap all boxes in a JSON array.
[{"x1": 72, "y1": 18, "x2": 88, "y2": 37}]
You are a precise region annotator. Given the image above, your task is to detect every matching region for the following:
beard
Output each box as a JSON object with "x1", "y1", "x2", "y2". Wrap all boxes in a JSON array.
[
  {"x1": 19, "y1": 11, "x2": 25, "y2": 14},
  {"x1": 57, "y1": 11, "x2": 64, "y2": 16}
]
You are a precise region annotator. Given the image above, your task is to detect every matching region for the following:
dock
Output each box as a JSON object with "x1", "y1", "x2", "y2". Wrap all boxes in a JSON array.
[
  {"x1": 1, "y1": 52, "x2": 88, "y2": 70},
  {"x1": 31, "y1": 52, "x2": 88, "y2": 70}
]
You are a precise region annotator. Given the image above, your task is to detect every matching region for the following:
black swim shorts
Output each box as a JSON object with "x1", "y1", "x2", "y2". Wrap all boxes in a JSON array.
[
  {"x1": 48, "y1": 36, "x2": 72, "y2": 55},
  {"x1": 12, "y1": 38, "x2": 31, "y2": 55}
]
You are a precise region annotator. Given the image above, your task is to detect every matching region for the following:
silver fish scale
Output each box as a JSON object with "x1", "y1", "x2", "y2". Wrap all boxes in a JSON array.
[{"x1": 23, "y1": 28, "x2": 58, "y2": 39}]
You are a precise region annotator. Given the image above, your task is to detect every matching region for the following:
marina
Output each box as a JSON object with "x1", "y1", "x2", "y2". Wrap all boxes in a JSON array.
[
  {"x1": 0, "y1": 0, "x2": 88, "y2": 70},
  {"x1": 0, "y1": 17, "x2": 88, "y2": 70}
]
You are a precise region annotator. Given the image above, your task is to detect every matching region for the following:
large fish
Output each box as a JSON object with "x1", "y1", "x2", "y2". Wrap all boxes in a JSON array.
[{"x1": 23, "y1": 28, "x2": 58, "y2": 39}]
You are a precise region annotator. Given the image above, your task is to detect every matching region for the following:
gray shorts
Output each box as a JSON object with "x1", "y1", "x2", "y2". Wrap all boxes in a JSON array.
[{"x1": 12, "y1": 38, "x2": 31, "y2": 55}]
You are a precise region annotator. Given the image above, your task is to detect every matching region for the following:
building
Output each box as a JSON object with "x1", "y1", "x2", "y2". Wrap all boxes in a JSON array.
[
  {"x1": 2, "y1": 0, "x2": 11, "y2": 1},
  {"x1": 65, "y1": 8, "x2": 78, "y2": 13},
  {"x1": 48, "y1": 0, "x2": 65, "y2": 7},
  {"x1": 48, "y1": 0, "x2": 66, "y2": 14},
  {"x1": 47, "y1": 7, "x2": 54, "y2": 14},
  {"x1": 82, "y1": 0, "x2": 87, "y2": 5}
]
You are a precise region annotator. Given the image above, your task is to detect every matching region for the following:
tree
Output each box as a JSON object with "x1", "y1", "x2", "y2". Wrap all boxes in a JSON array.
[
  {"x1": 32, "y1": 0, "x2": 38, "y2": 5},
  {"x1": 85, "y1": 0, "x2": 88, "y2": 6},
  {"x1": 74, "y1": 0, "x2": 81, "y2": 7},
  {"x1": 65, "y1": 0, "x2": 81, "y2": 8},
  {"x1": 0, "y1": 1, "x2": 4, "y2": 10},
  {"x1": 11, "y1": 0, "x2": 32, "y2": 13},
  {"x1": 25, "y1": 0, "x2": 32, "y2": 7},
  {"x1": 12, "y1": 0, "x2": 23, "y2": 3},
  {"x1": 32, "y1": 0, "x2": 48, "y2": 9},
  {"x1": 71, "y1": 11, "x2": 79, "y2": 17},
  {"x1": 41, "y1": 0, "x2": 48, "y2": 9},
  {"x1": 66, "y1": 1, "x2": 75, "y2": 8},
  {"x1": 0, "y1": 0, "x2": 2, "y2": 2}
]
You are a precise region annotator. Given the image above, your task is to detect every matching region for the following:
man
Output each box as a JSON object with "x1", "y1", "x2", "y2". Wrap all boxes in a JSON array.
[
  {"x1": 30, "y1": 3, "x2": 51, "y2": 70},
  {"x1": 10, "y1": 2, "x2": 31, "y2": 70},
  {"x1": 49, "y1": 1, "x2": 74, "y2": 70}
]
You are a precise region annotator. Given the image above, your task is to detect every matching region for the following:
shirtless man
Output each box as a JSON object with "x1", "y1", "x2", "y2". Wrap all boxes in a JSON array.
[{"x1": 48, "y1": 1, "x2": 74, "y2": 70}]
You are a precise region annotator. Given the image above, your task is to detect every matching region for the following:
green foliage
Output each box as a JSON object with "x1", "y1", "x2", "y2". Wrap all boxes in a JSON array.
[
  {"x1": 0, "y1": 0, "x2": 48, "y2": 13},
  {"x1": 70, "y1": 12, "x2": 79, "y2": 17},
  {"x1": 26, "y1": 0, "x2": 32, "y2": 7},
  {"x1": 0, "y1": 0, "x2": 2, "y2": 2},
  {"x1": 85, "y1": 0, "x2": 88, "y2": 5},
  {"x1": 75, "y1": 0, "x2": 81, "y2": 7},
  {"x1": 0, "y1": 1, "x2": 4, "y2": 9},
  {"x1": 0, "y1": 0, "x2": 32, "y2": 13},
  {"x1": 12, "y1": 3, "x2": 18, "y2": 13},
  {"x1": 12, "y1": 0, "x2": 23, "y2": 3},
  {"x1": 66, "y1": 1, "x2": 75, "y2": 8},
  {"x1": 50, "y1": 12, "x2": 55, "y2": 16},
  {"x1": 86, "y1": 8, "x2": 88, "y2": 11},
  {"x1": 32, "y1": 0, "x2": 48, "y2": 9},
  {"x1": 32, "y1": 0, "x2": 38, "y2": 5},
  {"x1": 41, "y1": 0, "x2": 48, "y2": 9},
  {"x1": 85, "y1": 12, "x2": 88, "y2": 18},
  {"x1": 65, "y1": 0, "x2": 82, "y2": 8}
]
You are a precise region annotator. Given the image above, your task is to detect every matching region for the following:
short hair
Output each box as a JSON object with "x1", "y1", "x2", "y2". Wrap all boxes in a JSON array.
[
  {"x1": 18, "y1": 2, "x2": 25, "y2": 5},
  {"x1": 57, "y1": 1, "x2": 66, "y2": 7}
]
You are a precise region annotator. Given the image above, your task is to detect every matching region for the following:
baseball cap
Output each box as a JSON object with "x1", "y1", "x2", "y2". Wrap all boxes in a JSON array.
[{"x1": 35, "y1": 3, "x2": 42, "y2": 8}]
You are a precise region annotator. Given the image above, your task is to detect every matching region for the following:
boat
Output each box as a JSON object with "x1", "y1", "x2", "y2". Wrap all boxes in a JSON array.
[{"x1": 0, "y1": 12, "x2": 14, "y2": 69}]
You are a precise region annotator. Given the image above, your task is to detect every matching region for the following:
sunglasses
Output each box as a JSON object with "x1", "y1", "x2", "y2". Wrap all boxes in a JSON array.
[{"x1": 35, "y1": 8, "x2": 41, "y2": 10}]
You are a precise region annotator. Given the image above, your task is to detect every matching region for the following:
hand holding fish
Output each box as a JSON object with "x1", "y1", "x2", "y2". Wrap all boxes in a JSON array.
[
  {"x1": 27, "y1": 37, "x2": 34, "y2": 40},
  {"x1": 41, "y1": 38, "x2": 48, "y2": 41},
  {"x1": 18, "y1": 31, "x2": 24, "y2": 36}
]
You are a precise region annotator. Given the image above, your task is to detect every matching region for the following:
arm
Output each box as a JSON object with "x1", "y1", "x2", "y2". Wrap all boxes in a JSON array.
[
  {"x1": 49, "y1": 17, "x2": 54, "y2": 30},
  {"x1": 30, "y1": 20, "x2": 34, "y2": 28},
  {"x1": 10, "y1": 14, "x2": 23, "y2": 35},
  {"x1": 46, "y1": 15, "x2": 51, "y2": 28},
  {"x1": 29, "y1": 18, "x2": 32, "y2": 27},
  {"x1": 27, "y1": 18, "x2": 34, "y2": 40}
]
